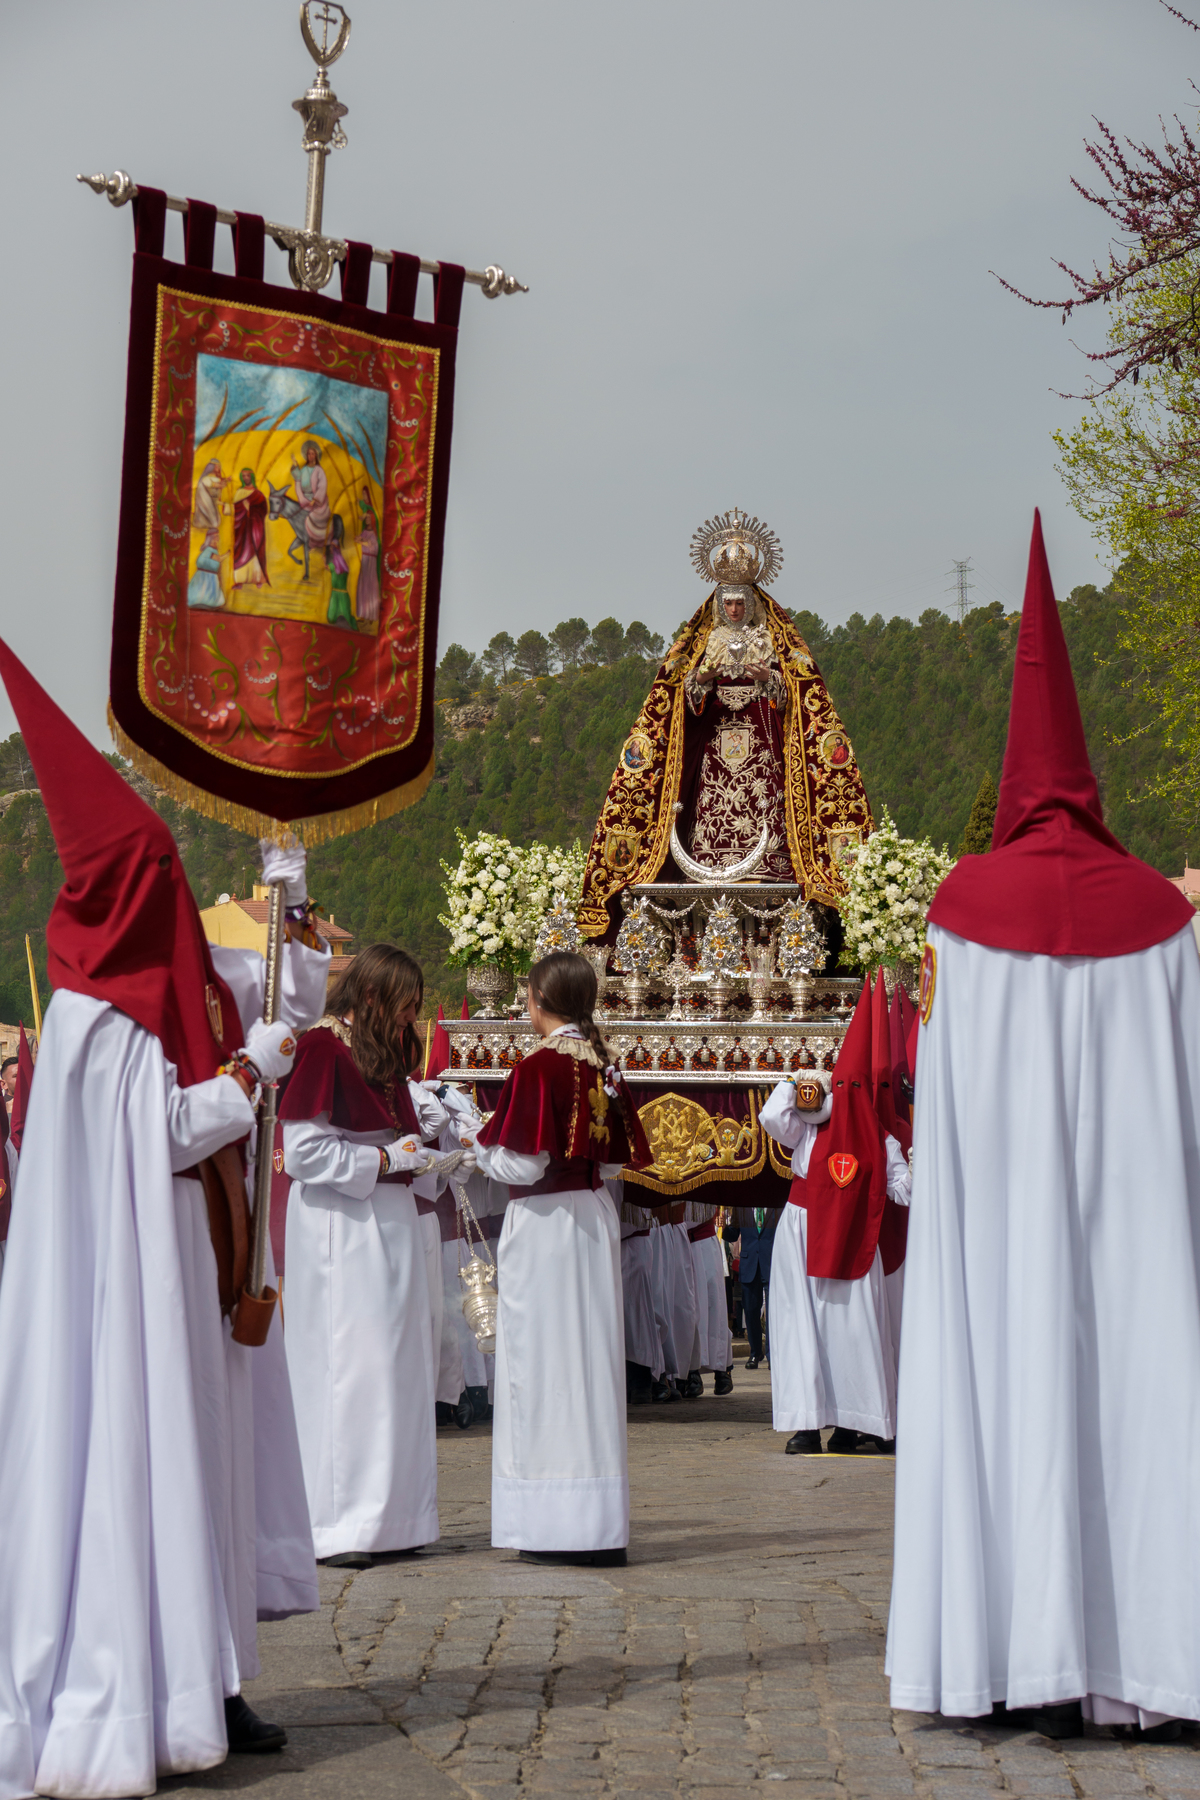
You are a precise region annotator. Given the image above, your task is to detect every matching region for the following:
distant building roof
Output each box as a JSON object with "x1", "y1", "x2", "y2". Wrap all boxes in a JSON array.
[
  {"x1": 230, "y1": 896, "x2": 354, "y2": 943},
  {"x1": 1168, "y1": 863, "x2": 1200, "y2": 905},
  {"x1": 199, "y1": 889, "x2": 355, "y2": 963}
]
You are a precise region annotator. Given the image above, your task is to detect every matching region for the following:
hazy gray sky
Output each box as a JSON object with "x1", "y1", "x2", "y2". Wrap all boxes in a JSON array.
[{"x1": 3, "y1": 0, "x2": 1194, "y2": 742}]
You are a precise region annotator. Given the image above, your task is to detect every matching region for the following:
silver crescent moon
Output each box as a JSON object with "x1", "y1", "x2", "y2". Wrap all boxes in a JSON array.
[{"x1": 669, "y1": 815, "x2": 770, "y2": 885}]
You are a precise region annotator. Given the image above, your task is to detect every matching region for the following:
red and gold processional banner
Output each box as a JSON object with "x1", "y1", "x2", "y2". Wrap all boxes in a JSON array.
[{"x1": 109, "y1": 190, "x2": 464, "y2": 840}]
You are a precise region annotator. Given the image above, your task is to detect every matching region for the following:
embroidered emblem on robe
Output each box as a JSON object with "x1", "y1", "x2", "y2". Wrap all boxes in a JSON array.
[
  {"x1": 919, "y1": 943, "x2": 937, "y2": 1024},
  {"x1": 828, "y1": 1152, "x2": 859, "y2": 1188},
  {"x1": 718, "y1": 726, "x2": 752, "y2": 769}
]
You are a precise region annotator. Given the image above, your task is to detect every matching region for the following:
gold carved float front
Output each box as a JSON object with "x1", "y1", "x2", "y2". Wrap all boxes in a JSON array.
[{"x1": 625, "y1": 1089, "x2": 766, "y2": 1195}]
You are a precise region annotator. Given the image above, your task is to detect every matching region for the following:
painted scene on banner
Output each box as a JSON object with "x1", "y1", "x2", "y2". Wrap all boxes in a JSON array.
[{"x1": 187, "y1": 356, "x2": 387, "y2": 636}]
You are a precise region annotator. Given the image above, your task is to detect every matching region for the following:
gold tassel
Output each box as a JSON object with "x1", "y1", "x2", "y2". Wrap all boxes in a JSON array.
[
  {"x1": 108, "y1": 706, "x2": 434, "y2": 846},
  {"x1": 622, "y1": 1148, "x2": 767, "y2": 1197}
]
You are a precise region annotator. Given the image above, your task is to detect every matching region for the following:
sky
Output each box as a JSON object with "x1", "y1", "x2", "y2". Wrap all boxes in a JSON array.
[{"x1": 3, "y1": 0, "x2": 1196, "y2": 743}]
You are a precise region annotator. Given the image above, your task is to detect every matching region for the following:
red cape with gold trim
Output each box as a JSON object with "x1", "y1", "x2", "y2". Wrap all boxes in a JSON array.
[{"x1": 578, "y1": 588, "x2": 872, "y2": 938}]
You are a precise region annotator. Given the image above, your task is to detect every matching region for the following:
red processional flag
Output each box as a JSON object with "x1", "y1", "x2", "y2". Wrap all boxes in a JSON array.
[{"x1": 108, "y1": 192, "x2": 466, "y2": 841}]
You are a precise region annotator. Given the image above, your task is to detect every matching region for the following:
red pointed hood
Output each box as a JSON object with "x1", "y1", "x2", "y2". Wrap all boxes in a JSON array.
[
  {"x1": 8, "y1": 1024, "x2": 33, "y2": 1156},
  {"x1": 0, "y1": 641, "x2": 241, "y2": 1085},
  {"x1": 888, "y1": 986, "x2": 914, "y2": 1156},
  {"x1": 870, "y1": 970, "x2": 902, "y2": 1141},
  {"x1": 425, "y1": 1004, "x2": 451, "y2": 1080},
  {"x1": 927, "y1": 511, "x2": 1193, "y2": 957}
]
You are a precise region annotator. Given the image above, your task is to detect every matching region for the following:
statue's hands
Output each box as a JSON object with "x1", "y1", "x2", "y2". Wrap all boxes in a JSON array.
[
  {"x1": 745, "y1": 660, "x2": 772, "y2": 684},
  {"x1": 696, "y1": 663, "x2": 717, "y2": 688}
]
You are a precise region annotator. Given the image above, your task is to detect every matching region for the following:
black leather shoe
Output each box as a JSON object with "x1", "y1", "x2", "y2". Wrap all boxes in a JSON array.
[
  {"x1": 713, "y1": 1368, "x2": 733, "y2": 1395},
  {"x1": 871, "y1": 1436, "x2": 896, "y2": 1455},
  {"x1": 745, "y1": 1355, "x2": 760, "y2": 1370},
  {"x1": 994, "y1": 1700, "x2": 1084, "y2": 1739},
  {"x1": 785, "y1": 1429, "x2": 823, "y2": 1455},
  {"x1": 435, "y1": 1401, "x2": 456, "y2": 1427},
  {"x1": 650, "y1": 1378, "x2": 677, "y2": 1402},
  {"x1": 466, "y1": 1384, "x2": 493, "y2": 1422},
  {"x1": 1136, "y1": 1720, "x2": 1182, "y2": 1742},
  {"x1": 322, "y1": 1550, "x2": 372, "y2": 1569},
  {"x1": 224, "y1": 1694, "x2": 287, "y2": 1754},
  {"x1": 683, "y1": 1370, "x2": 703, "y2": 1398},
  {"x1": 519, "y1": 1548, "x2": 627, "y2": 1567},
  {"x1": 827, "y1": 1427, "x2": 861, "y2": 1454}
]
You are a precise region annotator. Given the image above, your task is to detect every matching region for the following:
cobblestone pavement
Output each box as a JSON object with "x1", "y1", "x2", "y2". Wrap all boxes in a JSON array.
[{"x1": 165, "y1": 1365, "x2": 1200, "y2": 1800}]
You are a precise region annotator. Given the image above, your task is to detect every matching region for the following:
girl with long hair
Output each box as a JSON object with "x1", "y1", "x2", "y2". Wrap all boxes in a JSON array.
[
  {"x1": 462, "y1": 951, "x2": 651, "y2": 1565},
  {"x1": 280, "y1": 945, "x2": 442, "y2": 1569}
]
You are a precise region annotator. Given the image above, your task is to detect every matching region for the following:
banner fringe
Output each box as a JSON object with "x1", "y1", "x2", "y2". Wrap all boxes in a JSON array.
[{"x1": 107, "y1": 708, "x2": 434, "y2": 846}]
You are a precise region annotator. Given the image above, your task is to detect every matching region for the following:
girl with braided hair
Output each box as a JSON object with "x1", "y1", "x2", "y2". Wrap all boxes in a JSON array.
[{"x1": 463, "y1": 952, "x2": 651, "y2": 1564}]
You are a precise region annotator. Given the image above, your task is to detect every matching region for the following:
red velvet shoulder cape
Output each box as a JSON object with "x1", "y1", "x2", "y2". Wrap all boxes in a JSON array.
[
  {"x1": 279, "y1": 1026, "x2": 420, "y2": 1135},
  {"x1": 477, "y1": 1041, "x2": 651, "y2": 1168}
]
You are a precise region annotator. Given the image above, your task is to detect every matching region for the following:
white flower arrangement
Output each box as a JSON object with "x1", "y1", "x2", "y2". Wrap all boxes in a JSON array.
[
  {"x1": 439, "y1": 830, "x2": 586, "y2": 969},
  {"x1": 841, "y1": 806, "x2": 954, "y2": 970}
]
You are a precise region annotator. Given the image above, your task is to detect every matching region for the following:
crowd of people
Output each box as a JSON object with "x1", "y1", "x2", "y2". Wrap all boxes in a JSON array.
[{"x1": 1, "y1": 512, "x2": 1200, "y2": 1791}]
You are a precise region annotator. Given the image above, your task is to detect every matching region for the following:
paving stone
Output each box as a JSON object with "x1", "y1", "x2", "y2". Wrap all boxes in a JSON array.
[{"x1": 231, "y1": 1369, "x2": 1187, "y2": 1799}]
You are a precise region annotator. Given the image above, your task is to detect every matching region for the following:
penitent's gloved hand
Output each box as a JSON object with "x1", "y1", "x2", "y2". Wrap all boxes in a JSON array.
[
  {"x1": 381, "y1": 1136, "x2": 435, "y2": 1175},
  {"x1": 243, "y1": 1019, "x2": 298, "y2": 1083},
  {"x1": 258, "y1": 838, "x2": 308, "y2": 907}
]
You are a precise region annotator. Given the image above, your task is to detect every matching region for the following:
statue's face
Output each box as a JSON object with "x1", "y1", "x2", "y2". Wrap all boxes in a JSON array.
[{"x1": 724, "y1": 593, "x2": 746, "y2": 623}]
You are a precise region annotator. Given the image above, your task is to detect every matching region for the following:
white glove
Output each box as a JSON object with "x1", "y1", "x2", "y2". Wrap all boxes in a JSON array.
[
  {"x1": 456, "y1": 1150, "x2": 479, "y2": 1176},
  {"x1": 381, "y1": 1136, "x2": 434, "y2": 1175},
  {"x1": 440, "y1": 1085, "x2": 483, "y2": 1126},
  {"x1": 243, "y1": 1019, "x2": 298, "y2": 1082},
  {"x1": 258, "y1": 838, "x2": 308, "y2": 908}
]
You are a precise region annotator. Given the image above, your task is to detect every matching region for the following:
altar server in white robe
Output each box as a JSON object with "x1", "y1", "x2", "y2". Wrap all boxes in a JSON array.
[
  {"x1": 886, "y1": 511, "x2": 1200, "y2": 1740},
  {"x1": 208, "y1": 842, "x2": 330, "y2": 1629},
  {"x1": 649, "y1": 1216, "x2": 681, "y2": 1399},
  {"x1": 761, "y1": 1026, "x2": 911, "y2": 1456},
  {"x1": 407, "y1": 1077, "x2": 463, "y2": 1410},
  {"x1": 0, "y1": 640, "x2": 315, "y2": 1798},
  {"x1": 666, "y1": 1210, "x2": 703, "y2": 1396},
  {"x1": 689, "y1": 1215, "x2": 734, "y2": 1392},
  {"x1": 436, "y1": 1084, "x2": 496, "y2": 1418},
  {"x1": 465, "y1": 951, "x2": 651, "y2": 1564},
  {"x1": 282, "y1": 945, "x2": 440, "y2": 1569},
  {"x1": 619, "y1": 1191, "x2": 663, "y2": 1401}
]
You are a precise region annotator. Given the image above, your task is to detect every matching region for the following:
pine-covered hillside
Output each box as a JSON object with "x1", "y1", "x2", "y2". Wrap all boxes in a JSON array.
[{"x1": 0, "y1": 580, "x2": 1187, "y2": 1023}]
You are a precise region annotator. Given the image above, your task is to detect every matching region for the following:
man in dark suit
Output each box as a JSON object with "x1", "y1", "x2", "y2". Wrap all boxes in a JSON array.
[{"x1": 724, "y1": 1209, "x2": 776, "y2": 1368}]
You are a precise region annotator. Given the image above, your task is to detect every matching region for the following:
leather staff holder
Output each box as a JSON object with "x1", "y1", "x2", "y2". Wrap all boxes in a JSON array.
[{"x1": 197, "y1": 1143, "x2": 278, "y2": 1347}]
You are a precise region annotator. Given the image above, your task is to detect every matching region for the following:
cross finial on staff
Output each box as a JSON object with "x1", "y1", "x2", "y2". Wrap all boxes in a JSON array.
[{"x1": 300, "y1": 0, "x2": 351, "y2": 73}]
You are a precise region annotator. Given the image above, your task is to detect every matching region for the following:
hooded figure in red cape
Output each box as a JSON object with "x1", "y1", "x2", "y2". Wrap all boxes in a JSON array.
[
  {"x1": 759, "y1": 978, "x2": 912, "y2": 1456},
  {"x1": 886, "y1": 514, "x2": 1200, "y2": 1737},
  {"x1": 0, "y1": 641, "x2": 331, "y2": 1798}
]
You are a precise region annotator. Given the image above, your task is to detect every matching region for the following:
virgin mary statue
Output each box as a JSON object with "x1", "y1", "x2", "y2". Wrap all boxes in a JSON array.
[{"x1": 578, "y1": 509, "x2": 873, "y2": 941}]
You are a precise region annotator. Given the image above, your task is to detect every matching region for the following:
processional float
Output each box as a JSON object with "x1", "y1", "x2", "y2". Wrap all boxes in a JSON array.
[
  {"x1": 444, "y1": 509, "x2": 879, "y2": 1223},
  {"x1": 82, "y1": 2, "x2": 526, "y2": 1334}
]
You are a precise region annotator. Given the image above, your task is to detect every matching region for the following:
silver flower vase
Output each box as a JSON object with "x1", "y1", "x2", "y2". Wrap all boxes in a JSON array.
[{"x1": 465, "y1": 964, "x2": 510, "y2": 1018}]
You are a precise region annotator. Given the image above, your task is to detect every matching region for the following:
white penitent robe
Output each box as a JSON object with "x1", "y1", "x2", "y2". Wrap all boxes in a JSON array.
[
  {"x1": 887, "y1": 923, "x2": 1200, "y2": 1724},
  {"x1": 617, "y1": 1188, "x2": 663, "y2": 1377},
  {"x1": 198, "y1": 941, "x2": 327, "y2": 1650},
  {"x1": 475, "y1": 1141, "x2": 628, "y2": 1552},
  {"x1": 0, "y1": 993, "x2": 259, "y2": 1800},
  {"x1": 283, "y1": 1116, "x2": 439, "y2": 1557},
  {"x1": 760, "y1": 1082, "x2": 910, "y2": 1439},
  {"x1": 649, "y1": 1220, "x2": 678, "y2": 1377},
  {"x1": 667, "y1": 1222, "x2": 702, "y2": 1376},
  {"x1": 691, "y1": 1230, "x2": 733, "y2": 1373}
]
